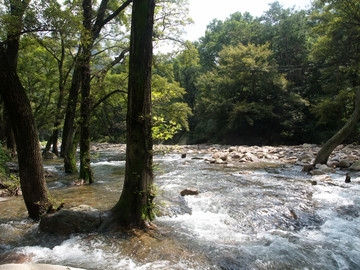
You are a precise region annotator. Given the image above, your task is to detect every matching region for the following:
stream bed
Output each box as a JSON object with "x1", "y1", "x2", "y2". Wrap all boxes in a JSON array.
[{"x1": 1, "y1": 149, "x2": 360, "y2": 269}]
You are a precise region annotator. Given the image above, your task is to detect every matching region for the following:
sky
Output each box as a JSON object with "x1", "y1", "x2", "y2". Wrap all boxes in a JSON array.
[{"x1": 184, "y1": 0, "x2": 313, "y2": 41}]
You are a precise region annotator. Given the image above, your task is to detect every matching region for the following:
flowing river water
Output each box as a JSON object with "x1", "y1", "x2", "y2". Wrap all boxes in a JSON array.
[{"x1": 1, "y1": 148, "x2": 360, "y2": 269}]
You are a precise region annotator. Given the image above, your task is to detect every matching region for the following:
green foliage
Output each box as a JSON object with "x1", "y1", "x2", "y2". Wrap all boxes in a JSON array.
[
  {"x1": 195, "y1": 42, "x2": 307, "y2": 144},
  {"x1": 0, "y1": 146, "x2": 20, "y2": 195},
  {"x1": 0, "y1": 146, "x2": 10, "y2": 177},
  {"x1": 152, "y1": 59, "x2": 193, "y2": 143},
  {"x1": 309, "y1": 0, "x2": 360, "y2": 136},
  {"x1": 140, "y1": 184, "x2": 163, "y2": 221}
]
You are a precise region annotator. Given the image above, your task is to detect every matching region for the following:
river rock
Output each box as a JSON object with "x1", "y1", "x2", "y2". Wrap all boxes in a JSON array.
[
  {"x1": 70, "y1": 204, "x2": 98, "y2": 212},
  {"x1": 309, "y1": 169, "x2": 325, "y2": 175},
  {"x1": 5, "y1": 162, "x2": 18, "y2": 172},
  {"x1": 39, "y1": 209, "x2": 103, "y2": 234},
  {"x1": 318, "y1": 164, "x2": 335, "y2": 173},
  {"x1": 298, "y1": 153, "x2": 312, "y2": 162},
  {"x1": 0, "y1": 264, "x2": 85, "y2": 270},
  {"x1": 180, "y1": 188, "x2": 199, "y2": 196},
  {"x1": 43, "y1": 151, "x2": 57, "y2": 159},
  {"x1": 338, "y1": 160, "x2": 351, "y2": 168},
  {"x1": 349, "y1": 160, "x2": 360, "y2": 171},
  {"x1": 0, "y1": 189, "x2": 9, "y2": 197},
  {"x1": 0, "y1": 252, "x2": 32, "y2": 264}
]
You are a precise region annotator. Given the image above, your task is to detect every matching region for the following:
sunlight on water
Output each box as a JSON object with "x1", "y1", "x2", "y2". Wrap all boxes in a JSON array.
[{"x1": 1, "y1": 151, "x2": 360, "y2": 269}]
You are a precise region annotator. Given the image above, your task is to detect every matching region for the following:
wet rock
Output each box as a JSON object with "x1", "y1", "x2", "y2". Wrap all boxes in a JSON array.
[
  {"x1": 180, "y1": 188, "x2": 199, "y2": 196},
  {"x1": 302, "y1": 143, "x2": 314, "y2": 148},
  {"x1": 0, "y1": 252, "x2": 32, "y2": 264},
  {"x1": 70, "y1": 204, "x2": 98, "y2": 212},
  {"x1": 72, "y1": 179, "x2": 86, "y2": 186},
  {"x1": 181, "y1": 153, "x2": 187, "y2": 158},
  {"x1": 39, "y1": 209, "x2": 103, "y2": 234},
  {"x1": 349, "y1": 160, "x2": 360, "y2": 171},
  {"x1": 0, "y1": 189, "x2": 9, "y2": 197},
  {"x1": 215, "y1": 158, "x2": 227, "y2": 164},
  {"x1": 5, "y1": 162, "x2": 18, "y2": 172},
  {"x1": 298, "y1": 154, "x2": 312, "y2": 162},
  {"x1": 230, "y1": 153, "x2": 241, "y2": 159},
  {"x1": 318, "y1": 164, "x2": 335, "y2": 173},
  {"x1": 44, "y1": 170, "x2": 56, "y2": 178},
  {"x1": 119, "y1": 230, "x2": 208, "y2": 266},
  {"x1": 228, "y1": 146, "x2": 237, "y2": 152},
  {"x1": 302, "y1": 164, "x2": 314, "y2": 173},
  {"x1": 338, "y1": 160, "x2": 351, "y2": 168},
  {"x1": 289, "y1": 209, "x2": 298, "y2": 219},
  {"x1": 309, "y1": 169, "x2": 325, "y2": 176},
  {"x1": 0, "y1": 264, "x2": 85, "y2": 270},
  {"x1": 42, "y1": 151, "x2": 57, "y2": 159}
]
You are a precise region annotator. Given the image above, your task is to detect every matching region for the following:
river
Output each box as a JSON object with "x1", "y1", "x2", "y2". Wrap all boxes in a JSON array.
[{"x1": 1, "y1": 148, "x2": 360, "y2": 269}]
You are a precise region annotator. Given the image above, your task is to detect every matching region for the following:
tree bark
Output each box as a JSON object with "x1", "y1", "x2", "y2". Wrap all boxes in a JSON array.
[
  {"x1": 79, "y1": 0, "x2": 94, "y2": 183},
  {"x1": 0, "y1": 0, "x2": 52, "y2": 220},
  {"x1": 61, "y1": 0, "x2": 131, "y2": 176},
  {"x1": 314, "y1": 88, "x2": 360, "y2": 165},
  {"x1": 61, "y1": 60, "x2": 82, "y2": 158},
  {"x1": 64, "y1": 127, "x2": 80, "y2": 173},
  {"x1": 109, "y1": 0, "x2": 156, "y2": 228},
  {"x1": 0, "y1": 47, "x2": 51, "y2": 220}
]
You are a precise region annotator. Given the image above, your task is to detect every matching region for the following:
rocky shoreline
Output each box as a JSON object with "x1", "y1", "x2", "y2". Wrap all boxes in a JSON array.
[
  {"x1": 91, "y1": 143, "x2": 360, "y2": 174},
  {"x1": 2, "y1": 143, "x2": 359, "y2": 199}
]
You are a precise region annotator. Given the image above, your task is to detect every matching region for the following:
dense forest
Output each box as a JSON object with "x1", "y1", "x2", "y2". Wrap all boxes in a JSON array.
[{"x1": 1, "y1": 0, "x2": 359, "y2": 149}]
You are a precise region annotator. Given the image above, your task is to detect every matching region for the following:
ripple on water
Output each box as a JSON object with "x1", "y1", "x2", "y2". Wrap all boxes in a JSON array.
[{"x1": 1, "y1": 152, "x2": 360, "y2": 269}]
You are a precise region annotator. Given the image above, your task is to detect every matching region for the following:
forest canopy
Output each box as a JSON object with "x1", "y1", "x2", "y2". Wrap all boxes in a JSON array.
[{"x1": 1, "y1": 0, "x2": 359, "y2": 148}]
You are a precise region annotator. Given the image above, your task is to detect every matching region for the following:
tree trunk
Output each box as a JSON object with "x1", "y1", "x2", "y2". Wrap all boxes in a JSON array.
[
  {"x1": 60, "y1": 60, "x2": 82, "y2": 157},
  {"x1": 79, "y1": 0, "x2": 94, "y2": 184},
  {"x1": 64, "y1": 127, "x2": 80, "y2": 173},
  {"x1": 0, "y1": 48, "x2": 51, "y2": 220},
  {"x1": 3, "y1": 108, "x2": 16, "y2": 154},
  {"x1": 314, "y1": 88, "x2": 360, "y2": 165},
  {"x1": 109, "y1": 0, "x2": 156, "y2": 228}
]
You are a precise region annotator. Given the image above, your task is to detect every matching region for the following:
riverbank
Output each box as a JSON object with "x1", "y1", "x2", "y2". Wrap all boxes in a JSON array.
[{"x1": 92, "y1": 142, "x2": 360, "y2": 171}]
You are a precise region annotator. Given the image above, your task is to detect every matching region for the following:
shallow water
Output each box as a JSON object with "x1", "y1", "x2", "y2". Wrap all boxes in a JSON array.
[{"x1": 1, "y1": 151, "x2": 360, "y2": 269}]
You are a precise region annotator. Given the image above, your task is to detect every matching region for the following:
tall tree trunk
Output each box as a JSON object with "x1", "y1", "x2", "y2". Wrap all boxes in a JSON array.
[
  {"x1": 314, "y1": 88, "x2": 360, "y2": 165},
  {"x1": 61, "y1": 62, "x2": 82, "y2": 172},
  {"x1": 0, "y1": 48, "x2": 51, "y2": 220},
  {"x1": 61, "y1": 60, "x2": 82, "y2": 157},
  {"x1": 109, "y1": 0, "x2": 155, "y2": 228},
  {"x1": 79, "y1": 0, "x2": 94, "y2": 184}
]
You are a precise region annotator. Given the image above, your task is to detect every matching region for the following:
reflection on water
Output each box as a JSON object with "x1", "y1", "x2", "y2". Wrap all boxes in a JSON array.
[{"x1": 1, "y1": 151, "x2": 360, "y2": 269}]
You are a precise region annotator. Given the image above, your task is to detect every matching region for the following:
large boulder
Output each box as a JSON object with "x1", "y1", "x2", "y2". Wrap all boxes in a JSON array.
[
  {"x1": 42, "y1": 151, "x2": 57, "y2": 160},
  {"x1": 338, "y1": 159, "x2": 351, "y2": 168},
  {"x1": 39, "y1": 209, "x2": 103, "y2": 234},
  {"x1": 349, "y1": 160, "x2": 360, "y2": 171}
]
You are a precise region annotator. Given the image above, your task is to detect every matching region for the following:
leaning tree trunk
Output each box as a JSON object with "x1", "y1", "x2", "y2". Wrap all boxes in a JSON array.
[
  {"x1": 0, "y1": 48, "x2": 51, "y2": 220},
  {"x1": 314, "y1": 88, "x2": 360, "y2": 165},
  {"x1": 109, "y1": 0, "x2": 156, "y2": 228}
]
